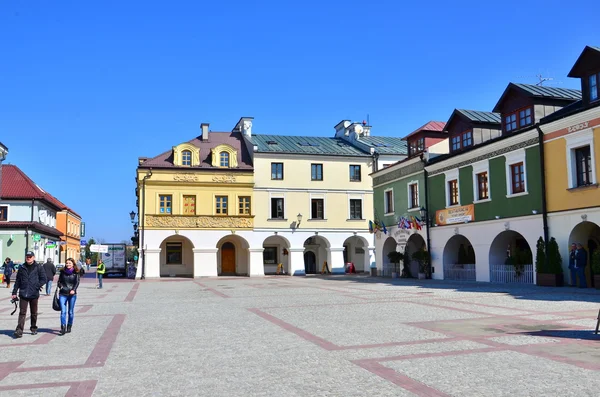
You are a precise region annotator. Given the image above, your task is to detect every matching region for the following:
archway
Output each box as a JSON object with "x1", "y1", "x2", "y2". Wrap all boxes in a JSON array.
[
  {"x1": 489, "y1": 230, "x2": 533, "y2": 283},
  {"x1": 159, "y1": 235, "x2": 194, "y2": 277},
  {"x1": 303, "y1": 236, "x2": 330, "y2": 274},
  {"x1": 568, "y1": 221, "x2": 600, "y2": 288},
  {"x1": 342, "y1": 236, "x2": 369, "y2": 273},
  {"x1": 216, "y1": 235, "x2": 250, "y2": 276},
  {"x1": 304, "y1": 251, "x2": 316, "y2": 274},
  {"x1": 263, "y1": 235, "x2": 291, "y2": 275},
  {"x1": 443, "y1": 234, "x2": 476, "y2": 281},
  {"x1": 405, "y1": 234, "x2": 426, "y2": 278},
  {"x1": 382, "y1": 236, "x2": 399, "y2": 277}
]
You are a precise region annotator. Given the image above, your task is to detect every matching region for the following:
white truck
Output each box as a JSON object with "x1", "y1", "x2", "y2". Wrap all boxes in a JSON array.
[{"x1": 100, "y1": 244, "x2": 127, "y2": 276}]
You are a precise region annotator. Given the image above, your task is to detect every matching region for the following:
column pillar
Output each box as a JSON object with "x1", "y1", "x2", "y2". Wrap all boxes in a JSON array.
[
  {"x1": 328, "y1": 247, "x2": 346, "y2": 274},
  {"x1": 138, "y1": 248, "x2": 161, "y2": 279},
  {"x1": 248, "y1": 248, "x2": 265, "y2": 277},
  {"x1": 193, "y1": 248, "x2": 218, "y2": 277},
  {"x1": 289, "y1": 248, "x2": 305, "y2": 276},
  {"x1": 367, "y1": 246, "x2": 376, "y2": 275}
]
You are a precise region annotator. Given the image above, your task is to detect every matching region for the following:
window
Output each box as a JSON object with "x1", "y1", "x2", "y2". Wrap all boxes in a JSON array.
[
  {"x1": 239, "y1": 196, "x2": 251, "y2": 215},
  {"x1": 311, "y1": 164, "x2": 323, "y2": 181},
  {"x1": 590, "y1": 74, "x2": 599, "y2": 102},
  {"x1": 462, "y1": 131, "x2": 473, "y2": 148},
  {"x1": 219, "y1": 152, "x2": 229, "y2": 167},
  {"x1": 384, "y1": 189, "x2": 394, "y2": 214},
  {"x1": 408, "y1": 183, "x2": 419, "y2": 209},
  {"x1": 311, "y1": 199, "x2": 324, "y2": 219},
  {"x1": 510, "y1": 163, "x2": 525, "y2": 194},
  {"x1": 215, "y1": 196, "x2": 228, "y2": 215},
  {"x1": 409, "y1": 137, "x2": 425, "y2": 156},
  {"x1": 183, "y1": 195, "x2": 196, "y2": 215},
  {"x1": 575, "y1": 146, "x2": 592, "y2": 187},
  {"x1": 349, "y1": 199, "x2": 362, "y2": 219},
  {"x1": 271, "y1": 198, "x2": 284, "y2": 219},
  {"x1": 271, "y1": 163, "x2": 283, "y2": 180},
  {"x1": 451, "y1": 135, "x2": 461, "y2": 151},
  {"x1": 181, "y1": 150, "x2": 192, "y2": 166},
  {"x1": 166, "y1": 242, "x2": 182, "y2": 264},
  {"x1": 505, "y1": 107, "x2": 532, "y2": 132},
  {"x1": 476, "y1": 172, "x2": 489, "y2": 200},
  {"x1": 349, "y1": 165, "x2": 361, "y2": 181},
  {"x1": 263, "y1": 247, "x2": 277, "y2": 265},
  {"x1": 448, "y1": 180, "x2": 459, "y2": 206},
  {"x1": 159, "y1": 195, "x2": 172, "y2": 214}
]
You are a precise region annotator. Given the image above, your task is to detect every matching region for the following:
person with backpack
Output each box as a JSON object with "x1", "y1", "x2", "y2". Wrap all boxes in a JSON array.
[
  {"x1": 97, "y1": 259, "x2": 106, "y2": 289},
  {"x1": 57, "y1": 258, "x2": 80, "y2": 335},
  {"x1": 12, "y1": 251, "x2": 46, "y2": 338}
]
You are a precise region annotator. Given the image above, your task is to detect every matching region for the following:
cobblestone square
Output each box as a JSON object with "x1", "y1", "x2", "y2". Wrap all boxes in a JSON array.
[{"x1": 0, "y1": 274, "x2": 599, "y2": 396}]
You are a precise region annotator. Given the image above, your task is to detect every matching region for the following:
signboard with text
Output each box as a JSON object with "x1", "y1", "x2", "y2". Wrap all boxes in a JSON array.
[
  {"x1": 80, "y1": 222, "x2": 85, "y2": 237},
  {"x1": 435, "y1": 204, "x2": 475, "y2": 225},
  {"x1": 89, "y1": 244, "x2": 109, "y2": 253}
]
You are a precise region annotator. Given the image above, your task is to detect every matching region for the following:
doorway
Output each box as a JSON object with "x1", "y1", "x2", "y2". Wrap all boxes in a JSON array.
[
  {"x1": 588, "y1": 239, "x2": 597, "y2": 288},
  {"x1": 221, "y1": 242, "x2": 236, "y2": 274},
  {"x1": 304, "y1": 251, "x2": 316, "y2": 274}
]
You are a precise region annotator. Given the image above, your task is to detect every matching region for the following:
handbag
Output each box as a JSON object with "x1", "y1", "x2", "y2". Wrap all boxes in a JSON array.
[{"x1": 52, "y1": 284, "x2": 61, "y2": 311}]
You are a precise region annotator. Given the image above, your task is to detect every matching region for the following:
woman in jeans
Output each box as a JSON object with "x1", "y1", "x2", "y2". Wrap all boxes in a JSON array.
[{"x1": 57, "y1": 258, "x2": 80, "y2": 335}]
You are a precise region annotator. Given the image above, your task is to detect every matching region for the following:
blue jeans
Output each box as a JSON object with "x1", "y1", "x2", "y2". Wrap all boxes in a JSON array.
[
  {"x1": 98, "y1": 274, "x2": 103, "y2": 289},
  {"x1": 59, "y1": 294, "x2": 77, "y2": 325},
  {"x1": 569, "y1": 268, "x2": 577, "y2": 286},
  {"x1": 46, "y1": 280, "x2": 53, "y2": 295},
  {"x1": 576, "y1": 267, "x2": 587, "y2": 288}
]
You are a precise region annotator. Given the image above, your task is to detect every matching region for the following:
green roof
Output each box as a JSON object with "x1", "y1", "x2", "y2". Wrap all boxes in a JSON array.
[
  {"x1": 360, "y1": 136, "x2": 407, "y2": 154},
  {"x1": 456, "y1": 109, "x2": 501, "y2": 124},
  {"x1": 251, "y1": 135, "x2": 371, "y2": 156},
  {"x1": 493, "y1": 83, "x2": 581, "y2": 112}
]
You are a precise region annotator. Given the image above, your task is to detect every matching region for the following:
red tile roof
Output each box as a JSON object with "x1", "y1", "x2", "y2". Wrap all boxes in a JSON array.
[{"x1": 403, "y1": 121, "x2": 447, "y2": 140}]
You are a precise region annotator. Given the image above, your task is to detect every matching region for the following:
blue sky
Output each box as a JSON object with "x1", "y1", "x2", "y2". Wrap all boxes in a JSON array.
[{"x1": 0, "y1": 0, "x2": 597, "y2": 242}]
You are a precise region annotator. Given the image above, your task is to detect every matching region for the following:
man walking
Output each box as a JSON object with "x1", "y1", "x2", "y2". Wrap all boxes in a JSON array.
[
  {"x1": 568, "y1": 243, "x2": 577, "y2": 287},
  {"x1": 43, "y1": 258, "x2": 56, "y2": 296},
  {"x1": 575, "y1": 243, "x2": 588, "y2": 288},
  {"x1": 97, "y1": 259, "x2": 106, "y2": 289},
  {"x1": 12, "y1": 252, "x2": 46, "y2": 338},
  {"x1": 3, "y1": 257, "x2": 14, "y2": 289}
]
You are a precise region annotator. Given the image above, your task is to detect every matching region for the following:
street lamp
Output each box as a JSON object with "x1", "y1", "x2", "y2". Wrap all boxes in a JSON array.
[
  {"x1": 129, "y1": 211, "x2": 136, "y2": 222},
  {"x1": 419, "y1": 206, "x2": 427, "y2": 222},
  {"x1": 297, "y1": 213, "x2": 303, "y2": 227}
]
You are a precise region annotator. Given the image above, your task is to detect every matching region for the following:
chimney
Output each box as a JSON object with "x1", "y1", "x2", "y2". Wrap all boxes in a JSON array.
[
  {"x1": 233, "y1": 117, "x2": 254, "y2": 138},
  {"x1": 201, "y1": 123, "x2": 209, "y2": 141}
]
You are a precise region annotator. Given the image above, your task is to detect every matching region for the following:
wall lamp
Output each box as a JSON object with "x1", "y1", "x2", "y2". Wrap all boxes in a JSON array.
[{"x1": 296, "y1": 213, "x2": 303, "y2": 227}]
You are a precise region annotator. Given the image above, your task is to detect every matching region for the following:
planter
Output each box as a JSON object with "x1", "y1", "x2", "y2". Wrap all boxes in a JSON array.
[
  {"x1": 594, "y1": 274, "x2": 600, "y2": 289},
  {"x1": 418, "y1": 272, "x2": 426, "y2": 280},
  {"x1": 536, "y1": 273, "x2": 564, "y2": 287}
]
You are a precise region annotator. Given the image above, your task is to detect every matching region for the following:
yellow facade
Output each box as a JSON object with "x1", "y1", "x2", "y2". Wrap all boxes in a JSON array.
[{"x1": 253, "y1": 155, "x2": 373, "y2": 230}]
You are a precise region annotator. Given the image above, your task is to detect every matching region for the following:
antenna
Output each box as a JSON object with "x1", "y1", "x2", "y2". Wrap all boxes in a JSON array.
[
  {"x1": 535, "y1": 74, "x2": 552, "y2": 86},
  {"x1": 516, "y1": 71, "x2": 562, "y2": 86}
]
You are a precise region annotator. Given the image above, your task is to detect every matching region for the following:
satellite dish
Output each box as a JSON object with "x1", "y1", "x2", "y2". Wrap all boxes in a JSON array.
[{"x1": 354, "y1": 124, "x2": 363, "y2": 134}]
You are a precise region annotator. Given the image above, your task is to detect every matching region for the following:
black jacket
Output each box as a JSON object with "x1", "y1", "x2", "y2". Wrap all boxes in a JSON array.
[
  {"x1": 12, "y1": 261, "x2": 46, "y2": 299},
  {"x1": 58, "y1": 269, "x2": 80, "y2": 296},
  {"x1": 43, "y1": 261, "x2": 56, "y2": 280}
]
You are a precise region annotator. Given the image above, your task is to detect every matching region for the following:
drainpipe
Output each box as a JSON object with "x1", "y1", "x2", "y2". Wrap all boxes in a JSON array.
[
  {"x1": 140, "y1": 169, "x2": 153, "y2": 279},
  {"x1": 420, "y1": 155, "x2": 433, "y2": 273},
  {"x1": 535, "y1": 124, "x2": 550, "y2": 270}
]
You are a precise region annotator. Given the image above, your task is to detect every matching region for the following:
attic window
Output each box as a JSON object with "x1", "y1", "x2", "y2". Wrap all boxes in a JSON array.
[
  {"x1": 266, "y1": 140, "x2": 278, "y2": 145},
  {"x1": 298, "y1": 142, "x2": 319, "y2": 147},
  {"x1": 374, "y1": 143, "x2": 390, "y2": 147}
]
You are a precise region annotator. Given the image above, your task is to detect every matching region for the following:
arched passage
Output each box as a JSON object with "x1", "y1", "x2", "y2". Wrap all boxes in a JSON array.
[
  {"x1": 382, "y1": 236, "x2": 399, "y2": 277},
  {"x1": 443, "y1": 234, "x2": 476, "y2": 281},
  {"x1": 489, "y1": 230, "x2": 533, "y2": 283},
  {"x1": 568, "y1": 221, "x2": 600, "y2": 288},
  {"x1": 405, "y1": 234, "x2": 426, "y2": 278},
  {"x1": 343, "y1": 236, "x2": 369, "y2": 273},
  {"x1": 216, "y1": 235, "x2": 250, "y2": 276},
  {"x1": 263, "y1": 235, "x2": 291, "y2": 275},
  {"x1": 303, "y1": 236, "x2": 330, "y2": 274},
  {"x1": 159, "y1": 235, "x2": 194, "y2": 277}
]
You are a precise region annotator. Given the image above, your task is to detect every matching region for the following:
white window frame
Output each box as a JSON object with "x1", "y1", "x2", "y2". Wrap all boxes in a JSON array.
[
  {"x1": 504, "y1": 149, "x2": 528, "y2": 198},
  {"x1": 406, "y1": 180, "x2": 420, "y2": 211},
  {"x1": 309, "y1": 193, "x2": 326, "y2": 220},
  {"x1": 565, "y1": 128, "x2": 597, "y2": 189},
  {"x1": 268, "y1": 192, "x2": 286, "y2": 220},
  {"x1": 347, "y1": 194, "x2": 364, "y2": 220},
  {"x1": 472, "y1": 160, "x2": 491, "y2": 203},
  {"x1": 384, "y1": 188, "x2": 394, "y2": 216},
  {"x1": 444, "y1": 169, "x2": 460, "y2": 208}
]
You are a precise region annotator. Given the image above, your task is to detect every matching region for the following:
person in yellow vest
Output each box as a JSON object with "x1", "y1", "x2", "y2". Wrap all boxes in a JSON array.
[
  {"x1": 321, "y1": 260, "x2": 330, "y2": 275},
  {"x1": 96, "y1": 259, "x2": 106, "y2": 289},
  {"x1": 276, "y1": 263, "x2": 284, "y2": 275}
]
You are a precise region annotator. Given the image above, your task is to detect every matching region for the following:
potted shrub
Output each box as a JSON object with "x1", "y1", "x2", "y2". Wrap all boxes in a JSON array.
[
  {"x1": 536, "y1": 237, "x2": 564, "y2": 287},
  {"x1": 387, "y1": 251, "x2": 404, "y2": 279},
  {"x1": 411, "y1": 249, "x2": 430, "y2": 280},
  {"x1": 592, "y1": 250, "x2": 600, "y2": 289}
]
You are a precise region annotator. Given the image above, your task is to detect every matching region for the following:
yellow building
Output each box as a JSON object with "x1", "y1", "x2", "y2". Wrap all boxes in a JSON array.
[
  {"x1": 542, "y1": 45, "x2": 600, "y2": 288},
  {"x1": 136, "y1": 119, "x2": 255, "y2": 278}
]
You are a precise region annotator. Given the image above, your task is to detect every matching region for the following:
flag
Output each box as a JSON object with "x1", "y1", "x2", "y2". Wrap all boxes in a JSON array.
[
  {"x1": 382, "y1": 222, "x2": 387, "y2": 234},
  {"x1": 414, "y1": 216, "x2": 422, "y2": 230},
  {"x1": 368, "y1": 220, "x2": 374, "y2": 233}
]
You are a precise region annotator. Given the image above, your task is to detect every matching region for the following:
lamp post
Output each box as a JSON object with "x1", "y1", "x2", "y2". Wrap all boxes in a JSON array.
[
  {"x1": 296, "y1": 213, "x2": 303, "y2": 227},
  {"x1": 419, "y1": 206, "x2": 433, "y2": 276},
  {"x1": 139, "y1": 170, "x2": 152, "y2": 279}
]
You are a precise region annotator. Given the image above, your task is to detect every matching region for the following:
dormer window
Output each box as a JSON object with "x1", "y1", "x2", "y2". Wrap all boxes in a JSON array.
[
  {"x1": 590, "y1": 74, "x2": 599, "y2": 102},
  {"x1": 462, "y1": 131, "x2": 473, "y2": 148},
  {"x1": 181, "y1": 150, "x2": 192, "y2": 166},
  {"x1": 408, "y1": 137, "x2": 425, "y2": 156},
  {"x1": 505, "y1": 106, "x2": 532, "y2": 133},
  {"x1": 219, "y1": 151, "x2": 230, "y2": 167},
  {"x1": 451, "y1": 130, "x2": 473, "y2": 152}
]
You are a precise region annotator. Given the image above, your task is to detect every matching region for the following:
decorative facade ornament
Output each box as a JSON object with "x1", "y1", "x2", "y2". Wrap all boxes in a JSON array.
[
  {"x1": 145, "y1": 215, "x2": 253, "y2": 229},
  {"x1": 173, "y1": 173, "x2": 199, "y2": 182},
  {"x1": 242, "y1": 120, "x2": 252, "y2": 136},
  {"x1": 212, "y1": 174, "x2": 237, "y2": 183},
  {"x1": 454, "y1": 227, "x2": 459, "y2": 235},
  {"x1": 504, "y1": 222, "x2": 510, "y2": 230},
  {"x1": 581, "y1": 214, "x2": 588, "y2": 222}
]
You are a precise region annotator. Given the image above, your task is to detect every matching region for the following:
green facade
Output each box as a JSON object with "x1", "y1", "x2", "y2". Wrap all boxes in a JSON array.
[
  {"x1": 0, "y1": 233, "x2": 29, "y2": 265},
  {"x1": 428, "y1": 146, "x2": 543, "y2": 224}
]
